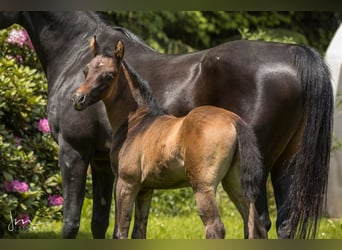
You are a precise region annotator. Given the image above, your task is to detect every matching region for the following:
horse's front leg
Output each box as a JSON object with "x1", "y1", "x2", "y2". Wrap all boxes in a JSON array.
[
  {"x1": 113, "y1": 177, "x2": 139, "y2": 239},
  {"x1": 131, "y1": 189, "x2": 154, "y2": 239},
  {"x1": 90, "y1": 160, "x2": 114, "y2": 238},
  {"x1": 59, "y1": 137, "x2": 92, "y2": 238}
]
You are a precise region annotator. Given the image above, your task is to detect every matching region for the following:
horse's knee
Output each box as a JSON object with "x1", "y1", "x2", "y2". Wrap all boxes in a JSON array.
[{"x1": 205, "y1": 220, "x2": 225, "y2": 239}]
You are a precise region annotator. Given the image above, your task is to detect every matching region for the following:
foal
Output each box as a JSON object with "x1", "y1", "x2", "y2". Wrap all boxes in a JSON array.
[{"x1": 72, "y1": 38, "x2": 266, "y2": 239}]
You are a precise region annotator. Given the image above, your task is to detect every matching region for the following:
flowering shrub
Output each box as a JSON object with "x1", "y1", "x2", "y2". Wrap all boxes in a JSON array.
[
  {"x1": 48, "y1": 195, "x2": 63, "y2": 207},
  {"x1": 3, "y1": 180, "x2": 29, "y2": 193},
  {"x1": 37, "y1": 118, "x2": 51, "y2": 134},
  {"x1": 0, "y1": 25, "x2": 61, "y2": 237}
]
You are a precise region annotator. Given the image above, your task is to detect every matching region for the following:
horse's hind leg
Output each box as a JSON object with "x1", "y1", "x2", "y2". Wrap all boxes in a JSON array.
[
  {"x1": 132, "y1": 189, "x2": 153, "y2": 239},
  {"x1": 90, "y1": 160, "x2": 114, "y2": 238},
  {"x1": 271, "y1": 165, "x2": 293, "y2": 239},
  {"x1": 271, "y1": 128, "x2": 303, "y2": 239},
  {"x1": 222, "y1": 160, "x2": 267, "y2": 239},
  {"x1": 193, "y1": 187, "x2": 225, "y2": 239}
]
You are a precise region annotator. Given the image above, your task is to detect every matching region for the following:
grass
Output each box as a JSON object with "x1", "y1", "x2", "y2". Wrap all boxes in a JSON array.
[{"x1": 5, "y1": 192, "x2": 342, "y2": 239}]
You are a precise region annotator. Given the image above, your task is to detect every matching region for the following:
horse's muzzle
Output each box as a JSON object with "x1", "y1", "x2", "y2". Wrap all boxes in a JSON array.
[{"x1": 72, "y1": 92, "x2": 88, "y2": 111}]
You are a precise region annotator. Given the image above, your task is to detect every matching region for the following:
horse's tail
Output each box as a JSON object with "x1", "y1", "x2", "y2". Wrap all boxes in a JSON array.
[
  {"x1": 235, "y1": 119, "x2": 263, "y2": 202},
  {"x1": 287, "y1": 45, "x2": 334, "y2": 238}
]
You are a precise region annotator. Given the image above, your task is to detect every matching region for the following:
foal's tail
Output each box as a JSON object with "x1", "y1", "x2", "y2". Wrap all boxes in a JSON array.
[
  {"x1": 287, "y1": 46, "x2": 334, "y2": 238},
  {"x1": 235, "y1": 120, "x2": 263, "y2": 202}
]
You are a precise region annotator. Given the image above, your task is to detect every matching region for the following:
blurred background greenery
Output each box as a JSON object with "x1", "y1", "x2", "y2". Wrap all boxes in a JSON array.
[{"x1": 104, "y1": 11, "x2": 341, "y2": 54}]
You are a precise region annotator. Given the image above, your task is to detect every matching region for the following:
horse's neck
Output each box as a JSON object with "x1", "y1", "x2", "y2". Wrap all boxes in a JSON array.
[
  {"x1": 18, "y1": 12, "x2": 99, "y2": 73},
  {"x1": 19, "y1": 12, "x2": 155, "y2": 73}
]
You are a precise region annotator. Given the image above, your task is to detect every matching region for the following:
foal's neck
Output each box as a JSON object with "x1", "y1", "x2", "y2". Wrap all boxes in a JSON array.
[{"x1": 121, "y1": 60, "x2": 164, "y2": 116}]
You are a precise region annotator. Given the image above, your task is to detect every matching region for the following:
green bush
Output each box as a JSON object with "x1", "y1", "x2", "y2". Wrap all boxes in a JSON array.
[{"x1": 0, "y1": 25, "x2": 61, "y2": 237}]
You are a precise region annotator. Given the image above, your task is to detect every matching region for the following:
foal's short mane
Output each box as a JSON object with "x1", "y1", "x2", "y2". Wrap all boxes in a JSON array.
[
  {"x1": 114, "y1": 59, "x2": 166, "y2": 153},
  {"x1": 121, "y1": 59, "x2": 165, "y2": 116}
]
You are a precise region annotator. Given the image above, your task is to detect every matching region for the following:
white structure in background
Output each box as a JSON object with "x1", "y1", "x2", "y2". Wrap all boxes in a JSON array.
[{"x1": 325, "y1": 24, "x2": 342, "y2": 218}]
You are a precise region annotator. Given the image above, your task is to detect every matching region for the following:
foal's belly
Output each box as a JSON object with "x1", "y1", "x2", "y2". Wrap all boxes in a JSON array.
[{"x1": 140, "y1": 159, "x2": 189, "y2": 189}]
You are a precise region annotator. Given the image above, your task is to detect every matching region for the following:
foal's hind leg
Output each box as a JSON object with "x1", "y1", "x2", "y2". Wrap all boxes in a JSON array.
[
  {"x1": 193, "y1": 187, "x2": 226, "y2": 239},
  {"x1": 132, "y1": 189, "x2": 153, "y2": 239},
  {"x1": 222, "y1": 160, "x2": 267, "y2": 239}
]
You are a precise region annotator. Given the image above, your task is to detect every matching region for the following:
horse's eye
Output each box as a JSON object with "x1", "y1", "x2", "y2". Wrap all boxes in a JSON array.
[
  {"x1": 83, "y1": 68, "x2": 89, "y2": 77},
  {"x1": 103, "y1": 72, "x2": 114, "y2": 82}
]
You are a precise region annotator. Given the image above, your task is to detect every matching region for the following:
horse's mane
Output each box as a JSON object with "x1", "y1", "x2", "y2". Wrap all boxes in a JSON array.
[
  {"x1": 95, "y1": 12, "x2": 156, "y2": 52},
  {"x1": 121, "y1": 59, "x2": 165, "y2": 116},
  {"x1": 46, "y1": 11, "x2": 154, "y2": 52},
  {"x1": 111, "y1": 58, "x2": 166, "y2": 151}
]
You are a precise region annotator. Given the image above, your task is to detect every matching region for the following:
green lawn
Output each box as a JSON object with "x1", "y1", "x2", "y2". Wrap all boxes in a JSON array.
[{"x1": 5, "y1": 196, "x2": 342, "y2": 239}]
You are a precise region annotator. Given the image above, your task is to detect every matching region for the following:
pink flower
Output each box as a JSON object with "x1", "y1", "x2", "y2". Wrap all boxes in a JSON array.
[
  {"x1": 7, "y1": 29, "x2": 27, "y2": 47},
  {"x1": 37, "y1": 118, "x2": 50, "y2": 133},
  {"x1": 12, "y1": 180, "x2": 29, "y2": 193},
  {"x1": 21, "y1": 29, "x2": 34, "y2": 50},
  {"x1": 15, "y1": 214, "x2": 31, "y2": 228},
  {"x1": 48, "y1": 194, "x2": 63, "y2": 206},
  {"x1": 3, "y1": 181, "x2": 13, "y2": 192},
  {"x1": 6, "y1": 28, "x2": 33, "y2": 50}
]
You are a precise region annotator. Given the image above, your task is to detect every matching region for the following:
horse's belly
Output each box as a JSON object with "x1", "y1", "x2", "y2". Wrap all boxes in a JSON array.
[{"x1": 141, "y1": 160, "x2": 189, "y2": 189}]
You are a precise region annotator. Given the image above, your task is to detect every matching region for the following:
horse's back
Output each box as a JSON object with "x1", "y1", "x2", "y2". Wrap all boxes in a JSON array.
[{"x1": 182, "y1": 105, "x2": 240, "y2": 145}]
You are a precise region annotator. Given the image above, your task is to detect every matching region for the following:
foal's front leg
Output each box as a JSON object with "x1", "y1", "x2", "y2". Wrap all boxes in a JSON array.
[
  {"x1": 113, "y1": 177, "x2": 139, "y2": 239},
  {"x1": 132, "y1": 189, "x2": 154, "y2": 239}
]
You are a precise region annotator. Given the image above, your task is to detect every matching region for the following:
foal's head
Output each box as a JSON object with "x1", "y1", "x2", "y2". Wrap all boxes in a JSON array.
[{"x1": 72, "y1": 36, "x2": 124, "y2": 111}]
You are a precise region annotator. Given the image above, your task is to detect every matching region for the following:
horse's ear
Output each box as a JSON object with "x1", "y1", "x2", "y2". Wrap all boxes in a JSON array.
[
  {"x1": 90, "y1": 35, "x2": 99, "y2": 57},
  {"x1": 114, "y1": 40, "x2": 124, "y2": 62}
]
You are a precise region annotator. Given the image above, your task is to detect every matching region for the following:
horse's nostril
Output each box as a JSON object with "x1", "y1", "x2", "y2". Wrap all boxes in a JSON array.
[
  {"x1": 72, "y1": 93, "x2": 86, "y2": 104},
  {"x1": 78, "y1": 94, "x2": 86, "y2": 104},
  {"x1": 72, "y1": 93, "x2": 88, "y2": 111}
]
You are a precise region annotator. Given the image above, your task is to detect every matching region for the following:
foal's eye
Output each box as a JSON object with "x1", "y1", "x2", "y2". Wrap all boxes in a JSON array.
[
  {"x1": 83, "y1": 68, "x2": 89, "y2": 77},
  {"x1": 103, "y1": 72, "x2": 115, "y2": 81}
]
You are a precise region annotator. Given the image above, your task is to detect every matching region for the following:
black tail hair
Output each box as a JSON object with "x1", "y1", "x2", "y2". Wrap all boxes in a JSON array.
[
  {"x1": 236, "y1": 120, "x2": 263, "y2": 202},
  {"x1": 287, "y1": 45, "x2": 334, "y2": 238}
]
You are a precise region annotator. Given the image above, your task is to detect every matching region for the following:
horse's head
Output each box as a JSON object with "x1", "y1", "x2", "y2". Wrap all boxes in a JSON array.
[
  {"x1": 0, "y1": 12, "x2": 20, "y2": 29},
  {"x1": 72, "y1": 36, "x2": 124, "y2": 111}
]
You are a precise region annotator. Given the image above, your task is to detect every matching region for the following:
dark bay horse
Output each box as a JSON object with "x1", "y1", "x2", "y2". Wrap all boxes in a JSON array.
[
  {"x1": 72, "y1": 38, "x2": 266, "y2": 239},
  {"x1": 0, "y1": 11, "x2": 333, "y2": 239}
]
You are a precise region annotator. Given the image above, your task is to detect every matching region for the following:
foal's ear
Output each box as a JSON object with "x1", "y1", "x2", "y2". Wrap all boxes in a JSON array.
[
  {"x1": 114, "y1": 40, "x2": 124, "y2": 62},
  {"x1": 90, "y1": 35, "x2": 99, "y2": 57}
]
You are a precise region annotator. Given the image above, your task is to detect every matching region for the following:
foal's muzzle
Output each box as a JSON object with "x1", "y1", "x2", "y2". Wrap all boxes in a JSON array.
[{"x1": 72, "y1": 92, "x2": 88, "y2": 111}]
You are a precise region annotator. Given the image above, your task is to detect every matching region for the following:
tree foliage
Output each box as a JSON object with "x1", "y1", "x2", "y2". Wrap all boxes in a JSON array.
[{"x1": 105, "y1": 11, "x2": 341, "y2": 54}]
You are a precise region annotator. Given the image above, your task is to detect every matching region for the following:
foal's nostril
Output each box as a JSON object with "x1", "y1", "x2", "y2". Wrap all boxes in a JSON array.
[
  {"x1": 78, "y1": 93, "x2": 86, "y2": 104},
  {"x1": 72, "y1": 93, "x2": 87, "y2": 111},
  {"x1": 72, "y1": 93, "x2": 86, "y2": 104}
]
